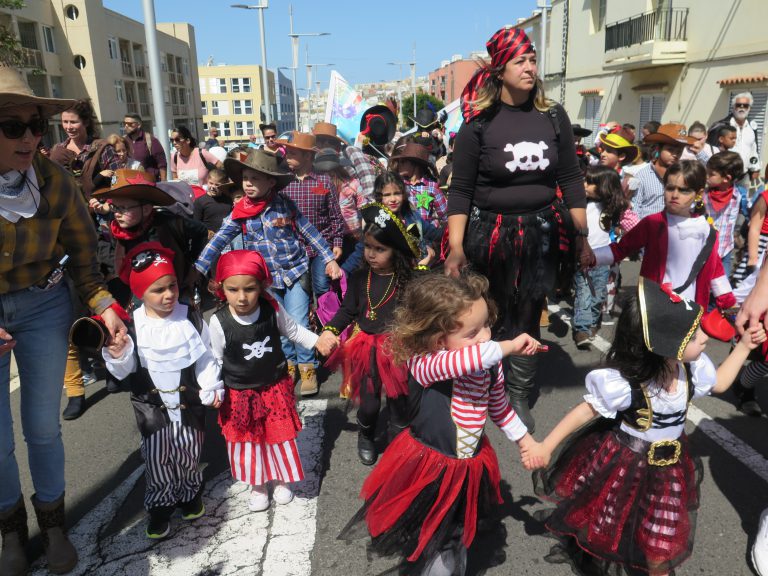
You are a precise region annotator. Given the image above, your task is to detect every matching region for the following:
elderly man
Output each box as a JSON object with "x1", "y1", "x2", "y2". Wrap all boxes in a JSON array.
[{"x1": 709, "y1": 93, "x2": 761, "y2": 181}]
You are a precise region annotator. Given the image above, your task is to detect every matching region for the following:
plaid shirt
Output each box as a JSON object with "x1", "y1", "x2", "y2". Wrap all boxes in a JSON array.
[
  {"x1": 0, "y1": 155, "x2": 114, "y2": 312},
  {"x1": 281, "y1": 171, "x2": 344, "y2": 258},
  {"x1": 406, "y1": 177, "x2": 448, "y2": 227},
  {"x1": 703, "y1": 187, "x2": 746, "y2": 257},
  {"x1": 194, "y1": 193, "x2": 333, "y2": 289},
  {"x1": 344, "y1": 146, "x2": 378, "y2": 199}
]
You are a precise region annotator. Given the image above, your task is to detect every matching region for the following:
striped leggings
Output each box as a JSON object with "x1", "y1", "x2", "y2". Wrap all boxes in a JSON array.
[
  {"x1": 140, "y1": 422, "x2": 204, "y2": 510},
  {"x1": 741, "y1": 360, "x2": 768, "y2": 390},
  {"x1": 227, "y1": 440, "x2": 304, "y2": 486}
]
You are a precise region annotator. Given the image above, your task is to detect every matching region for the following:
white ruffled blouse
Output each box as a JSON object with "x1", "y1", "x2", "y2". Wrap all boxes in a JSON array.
[
  {"x1": 102, "y1": 304, "x2": 224, "y2": 421},
  {"x1": 584, "y1": 354, "x2": 717, "y2": 442}
]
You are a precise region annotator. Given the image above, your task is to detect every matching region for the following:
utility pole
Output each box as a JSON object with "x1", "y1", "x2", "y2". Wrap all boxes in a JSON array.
[{"x1": 141, "y1": 0, "x2": 169, "y2": 179}]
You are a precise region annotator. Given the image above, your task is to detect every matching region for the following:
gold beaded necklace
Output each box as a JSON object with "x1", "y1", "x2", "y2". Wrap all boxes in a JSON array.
[{"x1": 366, "y1": 269, "x2": 396, "y2": 321}]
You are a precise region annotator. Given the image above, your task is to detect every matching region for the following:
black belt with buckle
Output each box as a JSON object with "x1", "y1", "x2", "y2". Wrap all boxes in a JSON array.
[{"x1": 617, "y1": 429, "x2": 682, "y2": 466}]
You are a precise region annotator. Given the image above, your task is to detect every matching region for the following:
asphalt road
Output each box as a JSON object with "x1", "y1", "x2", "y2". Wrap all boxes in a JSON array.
[{"x1": 9, "y1": 260, "x2": 767, "y2": 575}]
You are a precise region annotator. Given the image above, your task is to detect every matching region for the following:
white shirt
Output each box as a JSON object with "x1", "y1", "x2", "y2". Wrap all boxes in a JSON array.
[
  {"x1": 730, "y1": 116, "x2": 760, "y2": 172},
  {"x1": 663, "y1": 214, "x2": 710, "y2": 301},
  {"x1": 586, "y1": 201, "x2": 611, "y2": 249}
]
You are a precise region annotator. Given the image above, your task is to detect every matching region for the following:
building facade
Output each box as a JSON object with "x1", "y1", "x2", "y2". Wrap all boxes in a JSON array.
[
  {"x1": 522, "y1": 0, "x2": 768, "y2": 159},
  {"x1": 275, "y1": 68, "x2": 296, "y2": 134},
  {"x1": 428, "y1": 55, "x2": 479, "y2": 103},
  {"x1": 0, "y1": 0, "x2": 201, "y2": 146},
  {"x1": 198, "y1": 63, "x2": 276, "y2": 145}
]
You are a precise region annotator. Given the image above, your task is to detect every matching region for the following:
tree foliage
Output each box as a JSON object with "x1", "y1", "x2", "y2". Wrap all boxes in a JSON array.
[
  {"x1": 0, "y1": 0, "x2": 26, "y2": 67},
  {"x1": 400, "y1": 93, "x2": 445, "y2": 129}
]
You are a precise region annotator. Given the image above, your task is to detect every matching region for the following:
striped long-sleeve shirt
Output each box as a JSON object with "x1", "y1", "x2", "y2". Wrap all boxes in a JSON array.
[{"x1": 407, "y1": 341, "x2": 528, "y2": 444}]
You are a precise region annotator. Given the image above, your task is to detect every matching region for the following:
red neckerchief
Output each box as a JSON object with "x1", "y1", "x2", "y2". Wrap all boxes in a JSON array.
[
  {"x1": 109, "y1": 213, "x2": 154, "y2": 241},
  {"x1": 708, "y1": 186, "x2": 735, "y2": 212},
  {"x1": 231, "y1": 193, "x2": 273, "y2": 220}
]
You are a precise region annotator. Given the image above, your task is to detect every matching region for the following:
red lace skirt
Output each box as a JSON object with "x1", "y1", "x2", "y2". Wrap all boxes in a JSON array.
[
  {"x1": 218, "y1": 375, "x2": 302, "y2": 444},
  {"x1": 327, "y1": 330, "x2": 408, "y2": 400},
  {"x1": 533, "y1": 421, "x2": 702, "y2": 575},
  {"x1": 339, "y1": 429, "x2": 502, "y2": 566}
]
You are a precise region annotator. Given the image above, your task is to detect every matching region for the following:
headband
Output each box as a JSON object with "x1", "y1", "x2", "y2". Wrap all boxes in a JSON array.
[{"x1": 119, "y1": 242, "x2": 177, "y2": 299}]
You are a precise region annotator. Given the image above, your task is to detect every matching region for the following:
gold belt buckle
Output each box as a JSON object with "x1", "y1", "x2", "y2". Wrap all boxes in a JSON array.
[{"x1": 647, "y1": 439, "x2": 681, "y2": 466}]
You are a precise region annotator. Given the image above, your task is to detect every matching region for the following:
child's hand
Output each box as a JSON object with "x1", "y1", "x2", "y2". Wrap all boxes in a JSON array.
[
  {"x1": 739, "y1": 325, "x2": 767, "y2": 350},
  {"x1": 315, "y1": 331, "x2": 340, "y2": 356},
  {"x1": 207, "y1": 278, "x2": 220, "y2": 296},
  {"x1": 106, "y1": 332, "x2": 128, "y2": 359},
  {"x1": 501, "y1": 333, "x2": 543, "y2": 356},
  {"x1": 519, "y1": 437, "x2": 551, "y2": 470},
  {"x1": 325, "y1": 260, "x2": 343, "y2": 280},
  {"x1": 211, "y1": 397, "x2": 223, "y2": 409}
]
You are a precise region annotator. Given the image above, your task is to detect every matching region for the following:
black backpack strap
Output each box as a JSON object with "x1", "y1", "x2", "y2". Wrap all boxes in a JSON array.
[
  {"x1": 548, "y1": 106, "x2": 560, "y2": 142},
  {"x1": 674, "y1": 226, "x2": 716, "y2": 295},
  {"x1": 198, "y1": 147, "x2": 216, "y2": 171},
  {"x1": 683, "y1": 362, "x2": 694, "y2": 403}
]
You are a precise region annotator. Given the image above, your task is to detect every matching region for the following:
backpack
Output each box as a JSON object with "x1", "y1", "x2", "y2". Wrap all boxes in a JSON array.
[
  {"x1": 172, "y1": 147, "x2": 216, "y2": 173},
  {"x1": 156, "y1": 181, "x2": 195, "y2": 217}
]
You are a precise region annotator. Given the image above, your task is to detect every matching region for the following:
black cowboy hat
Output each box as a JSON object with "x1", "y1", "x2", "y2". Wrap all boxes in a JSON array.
[
  {"x1": 638, "y1": 278, "x2": 703, "y2": 361},
  {"x1": 411, "y1": 108, "x2": 439, "y2": 130},
  {"x1": 571, "y1": 124, "x2": 593, "y2": 138},
  {"x1": 313, "y1": 148, "x2": 352, "y2": 173},
  {"x1": 360, "y1": 104, "x2": 397, "y2": 146},
  {"x1": 223, "y1": 148, "x2": 295, "y2": 191},
  {"x1": 361, "y1": 203, "x2": 420, "y2": 258}
]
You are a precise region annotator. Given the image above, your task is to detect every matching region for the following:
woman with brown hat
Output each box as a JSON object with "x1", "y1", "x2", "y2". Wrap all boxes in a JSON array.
[
  {"x1": 445, "y1": 26, "x2": 590, "y2": 433},
  {"x1": 0, "y1": 65, "x2": 126, "y2": 575}
]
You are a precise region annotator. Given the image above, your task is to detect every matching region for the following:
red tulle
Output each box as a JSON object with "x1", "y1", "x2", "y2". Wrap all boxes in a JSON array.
[
  {"x1": 360, "y1": 430, "x2": 502, "y2": 562},
  {"x1": 327, "y1": 330, "x2": 408, "y2": 400},
  {"x1": 218, "y1": 375, "x2": 301, "y2": 444}
]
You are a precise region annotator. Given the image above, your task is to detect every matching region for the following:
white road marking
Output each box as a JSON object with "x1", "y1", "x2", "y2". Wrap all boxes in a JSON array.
[
  {"x1": 32, "y1": 399, "x2": 327, "y2": 575},
  {"x1": 548, "y1": 302, "x2": 768, "y2": 484}
]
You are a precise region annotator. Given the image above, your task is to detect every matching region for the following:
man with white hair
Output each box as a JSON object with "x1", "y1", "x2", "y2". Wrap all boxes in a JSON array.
[{"x1": 710, "y1": 92, "x2": 761, "y2": 181}]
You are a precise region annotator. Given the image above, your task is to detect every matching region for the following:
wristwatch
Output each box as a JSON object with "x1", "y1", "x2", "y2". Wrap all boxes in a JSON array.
[{"x1": 575, "y1": 228, "x2": 589, "y2": 237}]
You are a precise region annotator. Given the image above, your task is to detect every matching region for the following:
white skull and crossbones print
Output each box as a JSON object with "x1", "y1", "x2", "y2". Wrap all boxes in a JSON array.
[
  {"x1": 503, "y1": 141, "x2": 550, "y2": 173},
  {"x1": 242, "y1": 336, "x2": 273, "y2": 360}
]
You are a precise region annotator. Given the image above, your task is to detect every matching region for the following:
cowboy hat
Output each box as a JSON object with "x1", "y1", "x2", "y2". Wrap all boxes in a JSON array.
[
  {"x1": 313, "y1": 148, "x2": 352, "y2": 173},
  {"x1": 360, "y1": 104, "x2": 397, "y2": 146},
  {"x1": 223, "y1": 147, "x2": 295, "y2": 191},
  {"x1": 598, "y1": 128, "x2": 639, "y2": 164},
  {"x1": 277, "y1": 131, "x2": 317, "y2": 153},
  {"x1": 91, "y1": 169, "x2": 175, "y2": 205},
  {"x1": 410, "y1": 108, "x2": 438, "y2": 130},
  {"x1": 390, "y1": 142, "x2": 438, "y2": 180},
  {"x1": 312, "y1": 122, "x2": 345, "y2": 146},
  {"x1": 571, "y1": 123, "x2": 592, "y2": 138},
  {"x1": 0, "y1": 65, "x2": 75, "y2": 117},
  {"x1": 643, "y1": 123, "x2": 697, "y2": 147}
]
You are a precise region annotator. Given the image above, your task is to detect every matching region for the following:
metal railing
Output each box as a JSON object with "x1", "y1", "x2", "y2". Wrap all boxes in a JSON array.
[
  {"x1": 135, "y1": 64, "x2": 146, "y2": 79},
  {"x1": 126, "y1": 101, "x2": 138, "y2": 114},
  {"x1": 605, "y1": 8, "x2": 688, "y2": 52},
  {"x1": 139, "y1": 103, "x2": 151, "y2": 118},
  {"x1": 121, "y1": 60, "x2": 133, "y2": 76},
  {"x1": 19, "y1": 47, "x2": 43, "y2": 69}
]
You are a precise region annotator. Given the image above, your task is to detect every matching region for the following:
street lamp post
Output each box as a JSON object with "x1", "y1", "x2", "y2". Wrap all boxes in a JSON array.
[
  {"x1": 288, "y1": 4, "x2": 329, "y2": 131},
  {"x1": 306, "y1": 62, "x2": 333, "y2": 128},
  {"x1": 232, "y1": 3, "x2": 272, "y2": 124},
  {"x1": 387, "y1": 61, "x2": 405, "y2": 126}
]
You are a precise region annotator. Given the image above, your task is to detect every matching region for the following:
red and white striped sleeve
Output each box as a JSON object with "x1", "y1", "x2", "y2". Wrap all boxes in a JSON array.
[
  {"x1": 488, "y1": 362, "x2": 528, "y2": 441},
  {"x1": 407, "y1": 341, "x2": 503, "y2": 387}
]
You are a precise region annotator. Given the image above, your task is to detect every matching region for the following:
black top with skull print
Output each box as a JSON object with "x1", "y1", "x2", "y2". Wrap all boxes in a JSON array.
[{"x1": 447, "y1": 99, "x2": 586, "y2": 216}]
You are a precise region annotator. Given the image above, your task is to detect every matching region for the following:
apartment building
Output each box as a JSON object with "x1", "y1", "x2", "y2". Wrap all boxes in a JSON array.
[
  {"x1": 275, "y1": 68, "x2": 296, "y2": 134},
  {"x1": 521, "y1": 0, "x2": 768, "y2": 159},
  {"x1": 428, "y1": 55, "x2": 481, "y2": 103},
  {"x1": 0, "y1": 0, "x2": 201, "y2": 145},
  {"x1": 198, "y1": 64, "x2": 276, "y2": 145}
]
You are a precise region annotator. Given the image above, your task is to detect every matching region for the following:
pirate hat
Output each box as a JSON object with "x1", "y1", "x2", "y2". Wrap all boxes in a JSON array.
[
  {"x1": 91, "y1": 169, "x2": 175, "y2": 206},
  {"x1": 643, "y1": 123, "x2": 697, "y2": 147},
  {"x1": 411, "y1": 108, "x2": 438, "y2": 130},
  {"x1": 360, "y1": 104, "x2": 397, "y2": 146},
  {"x1": 361, "y1": 202, "x2": 420, "y2": 259},
  {"x1": 637, "y1": 278, "x2": 703, "y2": 361},
  {"x1": 571, "y1": 124, "x2": 592, "y2": 138},
  {"x1": 223, "y1": 148, "x2": 295, "y2": 191}
]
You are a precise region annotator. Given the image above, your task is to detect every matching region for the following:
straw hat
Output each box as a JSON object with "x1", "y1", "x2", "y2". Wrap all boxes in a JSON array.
[
  {"x1": 643, "y1": 123, "x2": 697, "y2": 147},
  {"x1": 0, "y1": 65, "x2": 75, "y2": 117},
  {"x1": 312, "y1": 122, "x2": 345, "y2": 146},
  {"x1": 91, "y1": 169, "x2": 175, "y2": 205},
  {"x1": 223, "y1": 148, "x2": 295, "y2": 191},
  {"x1": 277, "y1": 131, "x2": 318, "y2": 153}
]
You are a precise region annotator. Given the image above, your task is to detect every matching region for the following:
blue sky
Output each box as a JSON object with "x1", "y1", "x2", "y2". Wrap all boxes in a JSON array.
[{"x1": 105, "y1": 0, "x2": 539, "y2": 88}]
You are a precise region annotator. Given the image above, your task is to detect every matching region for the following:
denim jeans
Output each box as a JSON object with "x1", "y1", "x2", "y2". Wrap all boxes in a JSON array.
[
  {"x1": 573, "y1": 265, "x2": 610, "y2": 334},
  {"x1": 0, "y1": 282, "x2": 72, "y2": 511},
  {"x1": 721, "y1": 250, "x2": 733, "y2": 279},
  {"x1": 309, "y1": 255, "x2": 330, "y2": 298},
  {"x1": 270, "y1": 280, "x2": 315, "y2": 365},
  {"x1": 340, "y1": 235, "x2": 364, "y2": 275}
]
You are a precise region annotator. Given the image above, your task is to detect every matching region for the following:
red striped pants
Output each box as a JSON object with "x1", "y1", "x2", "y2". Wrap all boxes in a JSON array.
[{"x1": 227, "y1": 439, "x2": 304, "y2": 486}]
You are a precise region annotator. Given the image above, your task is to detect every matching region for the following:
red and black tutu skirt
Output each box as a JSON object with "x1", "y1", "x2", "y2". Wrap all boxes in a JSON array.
[
  {"x1": 218, "y1": 375, "x2": 302, "y2": 444},
  {"x1": 533, "y1": 419, "x2": 703, "y2": 575},
  {"x1": 339, "y1": 429, "x2": 503, "y2": 573},
  {"x1": 326, "y1": 330, "x2": 408, "y2": 401}
]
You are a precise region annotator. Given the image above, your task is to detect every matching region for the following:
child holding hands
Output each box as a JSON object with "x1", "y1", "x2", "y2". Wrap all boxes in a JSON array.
[
  {"x1": 339, "y1": 273, "x2": 545, "y2": 576},
  {"x1": 206, "y1": 250, "x2": 338, "y2": 512},
  {"x1": 523, "y1": 278, "x2": 766, "y2": 576}
]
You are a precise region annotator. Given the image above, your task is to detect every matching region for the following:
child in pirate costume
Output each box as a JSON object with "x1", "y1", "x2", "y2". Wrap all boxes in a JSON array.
[
  {"x1": 103, "y1": 242, "x2": 222, "y2": 539},
  {"x1": 523, "y1": 278, "x2": 766, "y2": 576},
  {"x1": 320, "y1": 203, "x2": 422, "y2": 466},
  {"x1": 390, "y1": 141, "x2": 447, "y2": 229},
  {"x1": 206, "y1": 250, "x2": 338, "y2": 511}
]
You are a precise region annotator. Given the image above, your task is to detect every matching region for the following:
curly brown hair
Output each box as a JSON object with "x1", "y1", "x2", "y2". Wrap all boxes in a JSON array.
[
  {"x1": 389, "y1": 272, "x2": 497, "y2": 364},
  {"x1": 63, "y1": 99, "x2": 100, "y2": 139}
]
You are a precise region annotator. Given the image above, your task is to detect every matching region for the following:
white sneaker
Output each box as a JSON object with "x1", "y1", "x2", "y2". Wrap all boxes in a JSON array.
[
  {"x1": 248, "y1": 485, "x2": 270, "y2": 512},
  {"x1": 754, "y1": 507, "x2": 768, "y2": 576},
  {"x1": 272, "y1": 482, "x2": 294, "y2": 505}
]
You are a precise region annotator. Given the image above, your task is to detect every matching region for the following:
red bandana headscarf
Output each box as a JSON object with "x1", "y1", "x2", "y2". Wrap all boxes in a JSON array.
[
  {"x1": 215, "y1": 249, "x2": 277, "y2": 309},
  {"x1": 460, "y1": 26, "x2": 535, "y2": 123},
  {"x1": 119, "y1": 242, "x2": 177, "y2": 299}
]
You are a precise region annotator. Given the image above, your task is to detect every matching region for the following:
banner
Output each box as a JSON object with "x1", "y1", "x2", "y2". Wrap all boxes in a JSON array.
[
  {"x1": 402, "y1": 98, "x2": 463, "y2": 138},
  {"x1": 324, "y1": 71, "x2": 365, "y2": 144}
]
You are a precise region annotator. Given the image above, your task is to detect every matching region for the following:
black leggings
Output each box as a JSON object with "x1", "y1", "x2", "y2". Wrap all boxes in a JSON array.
[{"x1": 357, "y1": 376, "x2": 409, "y2": 432}]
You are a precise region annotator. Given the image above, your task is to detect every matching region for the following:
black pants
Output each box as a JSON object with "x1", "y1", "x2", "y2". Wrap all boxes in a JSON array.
[{"x1": 357, "y1": 376, "x2": 409, "y2": 433}]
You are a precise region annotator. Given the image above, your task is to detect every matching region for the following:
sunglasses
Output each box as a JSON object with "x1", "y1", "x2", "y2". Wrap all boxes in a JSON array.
[
  {"x1": 264, "y1": 135, "x2": 277, "y2": 141},
  {"x1": 172, "y1": 137, "x2": 185, "y2": 143},
  {"x1": 109, "y1": 202, "x2": 144, "y2": 214},
  {"x1": 123, "y1": 121, "x2": 138, "y2": 126},
  {"x1": 734, "y1": 103, "x2": 751, "y2": 109},
  {"x1": 0, "y1": 118, "x2": 49, "y2": 139}
]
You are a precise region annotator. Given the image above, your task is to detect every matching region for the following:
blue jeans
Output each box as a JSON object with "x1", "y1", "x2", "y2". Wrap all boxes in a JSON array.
[
  {"x1": 270, "y1": 280, "x2": 315, "y2": 365},
  {"x1": 0, "y1": 282, "x2": 72, "y2": 511},
  {"x1": 573, "y1": 265, "x2": 610, "y2": 334},
  {"x1": 310, "y1": 255, "x2": 330, "y2": 297},
  {"x1": 340, "y1": 236, "x2": 364, "y2": 275},
  {"x1": 721, "y1": 250, "x2": 733, "y2": 279}
]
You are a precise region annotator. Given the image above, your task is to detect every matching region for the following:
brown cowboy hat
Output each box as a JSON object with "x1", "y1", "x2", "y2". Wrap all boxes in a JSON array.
[
  {"x1": 276, "y1": 131, "x2": 318, "y2": 153},
  {"x1": 223, "y1": 148, "x2": 295, "y2": 191},
  {"x1": 91, "y1": 169, "x2": 175, "y2": 205},
  {"x1": 390, "y1": 142, "x2": 438, "y2": 180},
  {"x1": 0, "y1": 65, "x2": 75, "y2": 117},
  {"x1": 643, "y1": 123, "x2": 697, "y2": 147},
  {"x1": 312, "y1": 122, "x2": 345, "y2": 146}
]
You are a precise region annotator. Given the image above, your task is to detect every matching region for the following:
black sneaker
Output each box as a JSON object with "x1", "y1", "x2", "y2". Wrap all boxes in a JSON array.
[
  {"x1": 62, "y1": 396, "x2": 86, "y2": 420},
  {"x1": 146, "y1": 507, "x2": 173, "y2": 539},
  {"x1": 180, "y1": 492, "x2": 205, "y2": 520}
]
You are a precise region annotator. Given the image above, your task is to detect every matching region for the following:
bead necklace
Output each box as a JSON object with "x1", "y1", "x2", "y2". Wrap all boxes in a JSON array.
[{"x1": 366, "y1": 269, "x2": 396, "y2": 321}]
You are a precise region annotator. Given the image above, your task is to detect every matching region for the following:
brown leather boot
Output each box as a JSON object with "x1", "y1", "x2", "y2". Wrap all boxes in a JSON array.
[
  {"x1": 0, "y1": 496, "x2": 28, "y2": 576},
  {"x1": 31, "y1": 494, "x2": 78, "y2": 575},
  {"x1": 287, "y1": 362, "x2": 297, "y2": 383},
  {"x1": 298, "y1": 363, "x2": 318, "y2": 396}
]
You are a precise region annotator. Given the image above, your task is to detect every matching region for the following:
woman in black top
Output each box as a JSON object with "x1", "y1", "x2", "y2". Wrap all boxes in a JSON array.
[{"x1": 445, "y1": 26, "x2": 591, "y2": 433}]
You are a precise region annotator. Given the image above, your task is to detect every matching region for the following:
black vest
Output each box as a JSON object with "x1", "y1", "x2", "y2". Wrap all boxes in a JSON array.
[
  {"x1": 618, "y1": 364, "x2": 694, "y2": 432},
  {"x1": 215, "y1": 301, "x2": 288, "y2": 390}
]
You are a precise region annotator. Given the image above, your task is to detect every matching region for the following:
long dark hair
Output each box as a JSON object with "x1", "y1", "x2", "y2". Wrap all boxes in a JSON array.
[
  {"x1": 63, "y1": 99, "x2": 99, "y2": 139},
  {"x1": 605, "y1": 294, "x2": 672, "y2": 388},
  {"x1": 174, "y1": 125, "x2": 197, "y2": 148},
  {"x1": 373, "y1": 171, "x2": 413, "y2": 217},
  {"x1": 585, "y1": 165, "x2": 629, "y2": 232},
  {"x1": 362, "y1": 222, "x2": 416, "y2": 297}
]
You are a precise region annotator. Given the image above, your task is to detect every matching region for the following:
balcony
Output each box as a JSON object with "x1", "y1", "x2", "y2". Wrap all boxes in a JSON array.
[
  {"x1": 139, "y1": 102, "x2": 151, "y2": 118},
  {"x1": 135, "y1": 64, "x2": 146, "y2": 79},
  {"x1": 19, "y1": 47, "x2": 43, "y2": 69},
  {"x1": 603, "y1": 8, "x2": 688, "y2": 71},
  {"x1": 121, "y1": 60, "x2": 133, "y2": 76},
  {"x1": 126, "y1": 101, "x2": 138, "y2": 114}
]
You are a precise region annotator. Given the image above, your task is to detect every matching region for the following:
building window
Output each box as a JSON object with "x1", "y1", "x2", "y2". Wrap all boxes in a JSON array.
[
  {"x1": 220, "y1": 121, "x2": 231, "y2": 137},
  {"x1": 163, "y1": 87, "x2": 170, "y2": 105},
  {"x1": 114, "y1": 80, "x2": 125, "y2": 103},
  {"x1": 584, "y1": 96, "x2": 602, "y2": 147},
  {"x1": 591, "y1": 0, "x2": 607, "y2": 32},
  {"x1": 199, "y1": 78, "x2": 206, "y2": 95},
  {"x1": 218, "y1": 78, "x2": 227, "y2": 93},
  {"x1": 108, "y1": 37, "x2": 118, "y2": 60},
  {"x1": 178, "y1": 88, "x2": 186, "y2": 105},
  {"x1": 73, "y1": 55, "x2": 87, "y2": 70},
  {"x1": 211, "y1": 100, "x2": 219, "y2": 115},
  {"x1": 233, "y1": 99, "x2": 253, "y2": 115},
  {"x1": 42, "y1": 26, "x2": 56, "y2": 53},
  {"x1": 232, "y1": 77, "x2": 251, "y2": 93},
  {"x1": 182, "y1": 58, "x2": 189, "y2": 77},
  {"x1": 639, "y1": 94, "x2": 665, "y2": 130},
  {"x1": 235, "y1": 121, "x2": 255, "y2": 136},
  {"x1": 64, "y1": 5, "x2": 79, "y2": 20},
  {"x1": 160, "y1": 52, "x2": 168, "y2": 72},
  {"x1": 201, "y1": 101, "x2": 207, "y2": 115}
]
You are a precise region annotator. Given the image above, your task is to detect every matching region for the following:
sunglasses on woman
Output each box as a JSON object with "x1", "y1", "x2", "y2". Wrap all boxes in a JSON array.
[{"x1": 0, "y1": 118, "x2": 49, "y2": 139}]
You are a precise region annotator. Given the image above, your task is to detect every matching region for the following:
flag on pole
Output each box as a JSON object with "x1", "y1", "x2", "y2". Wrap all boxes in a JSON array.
[{"x1": 324, "y1": 71, "x2": 365, "y2": 144}]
